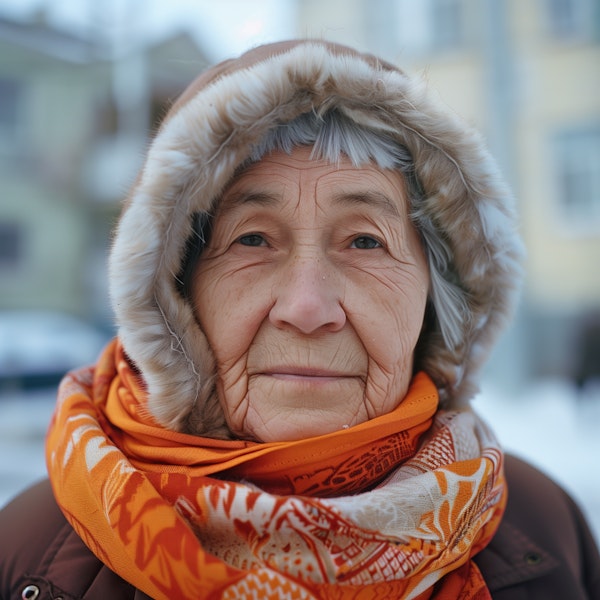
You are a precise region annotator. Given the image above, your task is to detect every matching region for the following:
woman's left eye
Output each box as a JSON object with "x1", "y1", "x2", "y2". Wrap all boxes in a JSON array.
[
  {"x1": 237, "y1": 233, "x2": 267, "y2": 247},
  {"x1": 350, "y1": 236, "x2": 382, "y2": 250}
]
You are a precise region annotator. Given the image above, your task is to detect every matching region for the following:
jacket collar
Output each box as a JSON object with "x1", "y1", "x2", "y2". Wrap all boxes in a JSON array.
[{"x1": 475, "y1": 517, "x2": 560, "y2": 591}]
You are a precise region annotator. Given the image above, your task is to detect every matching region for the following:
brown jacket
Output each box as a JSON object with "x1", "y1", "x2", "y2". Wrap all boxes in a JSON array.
[{"x1": 1, "y1": 455, "x2": 598, "y2": 599}]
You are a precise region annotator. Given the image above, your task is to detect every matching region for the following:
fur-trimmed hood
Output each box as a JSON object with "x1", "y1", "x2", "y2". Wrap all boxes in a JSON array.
[{"x1": 109, "y1": 40, "x2": 524, "y2": 437}]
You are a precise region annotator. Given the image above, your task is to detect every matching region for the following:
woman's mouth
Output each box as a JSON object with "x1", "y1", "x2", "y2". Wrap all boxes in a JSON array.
[{"x1": 259, "y1": 367, "x2": 357, "y2": 383}]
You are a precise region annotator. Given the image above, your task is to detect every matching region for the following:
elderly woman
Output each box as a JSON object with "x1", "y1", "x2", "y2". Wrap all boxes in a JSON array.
[{"x1": 1, "y1": 40, "x2": 599, "y2": 600}]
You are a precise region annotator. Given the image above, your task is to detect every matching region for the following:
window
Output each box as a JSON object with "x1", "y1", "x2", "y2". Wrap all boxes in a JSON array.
[
  {"x1": 554, "y1": 127, "x2": 600, "y2": 229},
  {"x1": 396, "y1": 0, "x2": 465, "y2": 55},
  {"x1": 0, "y1": 78, "x2": 23, "y2": 145},
  {"x1": 545, "y1": 0, "x2": 599, "y2": 41},
  {"x1": 0, "y1": 222, "x2": 24, "y2": 269},
  {"x1": 431, "y1": 0, "x2": 464, "y2": 51}
]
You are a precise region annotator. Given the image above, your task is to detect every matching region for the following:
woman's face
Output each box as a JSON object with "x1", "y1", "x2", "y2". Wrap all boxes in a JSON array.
[{"x1": 191, "y1": 146, "x2": 429, "y2": 442}]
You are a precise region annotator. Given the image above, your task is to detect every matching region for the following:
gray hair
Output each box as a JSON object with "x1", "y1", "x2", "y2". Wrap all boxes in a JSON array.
[{"x1": 182, "y1": 109, "x2": 467, "y2": 366}]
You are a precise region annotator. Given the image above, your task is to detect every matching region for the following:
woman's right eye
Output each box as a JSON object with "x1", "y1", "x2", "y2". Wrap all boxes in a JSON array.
[{"x1": 237, "y1": 233, "x2": 267, "y2": 247}]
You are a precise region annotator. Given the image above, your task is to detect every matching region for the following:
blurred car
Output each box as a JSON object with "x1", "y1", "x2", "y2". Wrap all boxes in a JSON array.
[{"x1": 0, "y1": 310, "x2": 111, "y2": 392}]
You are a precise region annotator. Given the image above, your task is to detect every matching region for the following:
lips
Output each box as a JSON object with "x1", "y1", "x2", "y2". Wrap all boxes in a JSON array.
[
  {"x1": 253, "y1": 367, "x2": 362, "y2": 385},
  {"x1": 260, "y1": 363, "x2": 355, "y2": 375},
  {"x1": 264, "y1": 367, "x2": 350, "y2": 377}
]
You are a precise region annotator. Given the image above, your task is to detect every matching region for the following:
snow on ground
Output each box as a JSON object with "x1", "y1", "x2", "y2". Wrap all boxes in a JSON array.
[
  {"x1": 474, "y1": 377, "x2": 600, "y2": 543},
  {"x1": 1, "y1": 379, "x2": 599, "y2": 544},
  {"x1": 0, "y1": 389, "x2": 55, "y2": 508}
]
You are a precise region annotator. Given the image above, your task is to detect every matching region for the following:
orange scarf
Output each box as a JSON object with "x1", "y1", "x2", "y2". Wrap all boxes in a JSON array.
[{"x1": 47, "y1": 339, "x2": 506, "y2": 600}]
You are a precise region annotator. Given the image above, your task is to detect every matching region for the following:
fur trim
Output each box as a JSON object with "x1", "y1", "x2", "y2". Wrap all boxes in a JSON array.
[{"x1": 109, "y1": 40, "x2": 524, "y2": 436}]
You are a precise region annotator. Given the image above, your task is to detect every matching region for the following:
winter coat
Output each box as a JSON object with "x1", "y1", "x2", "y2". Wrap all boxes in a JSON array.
[{"x1": 1, "y1": 455, "x2": 599, "y2": 599}]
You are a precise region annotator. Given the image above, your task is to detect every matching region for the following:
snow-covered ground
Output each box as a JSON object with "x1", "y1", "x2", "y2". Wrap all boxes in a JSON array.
[
  {"x1": 474, "y1": 377, "x2": 600, "y2": 543},
  {"x1": 0, "y1": 389, "x2": 55, "y2": 508},
  {"x1": 1, "y1": 379, "x2": 599, "y2": 544}
]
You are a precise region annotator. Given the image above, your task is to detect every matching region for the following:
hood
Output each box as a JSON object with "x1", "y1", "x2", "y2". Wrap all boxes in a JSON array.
[{"x1": 108, "y1": 40, "x2": 524, "y2": 438}]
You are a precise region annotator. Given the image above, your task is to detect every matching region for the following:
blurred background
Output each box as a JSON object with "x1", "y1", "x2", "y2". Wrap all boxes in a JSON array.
[{"x1": 1, "y1": 0, "x2": 599, "y2": 539}]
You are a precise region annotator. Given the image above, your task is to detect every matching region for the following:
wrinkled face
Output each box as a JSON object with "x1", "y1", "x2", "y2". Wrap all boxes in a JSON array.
[{"x1": 191, "y1": 146, "x2": 429, "y2": 442}]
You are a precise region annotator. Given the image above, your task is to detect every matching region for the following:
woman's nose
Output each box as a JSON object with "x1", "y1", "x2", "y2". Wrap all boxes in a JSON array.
[{"x1": 269, "y1": 256, "x2": 346, "y2": 334}]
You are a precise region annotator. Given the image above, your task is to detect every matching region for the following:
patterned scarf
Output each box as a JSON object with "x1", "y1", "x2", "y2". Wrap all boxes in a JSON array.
[{"x1": 46, "y1": 339, "x2": 506, "y2": 600}]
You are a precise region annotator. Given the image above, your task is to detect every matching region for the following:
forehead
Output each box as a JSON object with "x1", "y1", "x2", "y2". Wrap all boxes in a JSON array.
[
  {"x1": 230, "y1": 145, "x2": 401, "y2": 183},
  {"x1": 221, "y1": 146, "x2": 408, "y2": 216}
]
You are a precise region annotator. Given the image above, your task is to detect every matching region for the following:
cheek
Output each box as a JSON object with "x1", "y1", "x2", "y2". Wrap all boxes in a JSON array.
[
  {"x1": 192, "y1": 263, "x2": 271, "y2": 368},
  {"x1": 355, "y1": 295, "x2": 424, "y2": 365},
  {"x1": 346, "y1": 267, "x2": 428, "y2": 397},
  {"x1": 356, "y1": 294, "x2": 426, "y2": 418}
]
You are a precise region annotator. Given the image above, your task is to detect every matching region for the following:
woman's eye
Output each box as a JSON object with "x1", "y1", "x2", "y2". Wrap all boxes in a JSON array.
[
  {"x1": 237, "y1": 233, "x2": 267, "y2": 247},
  {"x1": 350, "y1": 236, "x2": 381, "y2": 250}
]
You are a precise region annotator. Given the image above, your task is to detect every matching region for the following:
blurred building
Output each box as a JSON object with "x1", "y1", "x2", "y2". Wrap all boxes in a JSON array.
[
  {"x1": 0, "y1": 15, "x2": 107, "y2": 318},
  {"x1": 297, "y1": 0, "x2": 600, "y2": 385},
  {"x1": 1, "y1": 1, "x2": 598, "y2": 385},
  {"x1": 0, "y1": 12, "x2": 210, "y2": 328}
]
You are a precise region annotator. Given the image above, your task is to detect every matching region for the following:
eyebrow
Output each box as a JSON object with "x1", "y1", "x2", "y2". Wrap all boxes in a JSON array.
[
  {"x1": 221, "y1": 189, "x2": 404, "y2": 218},
  {"x1": 220, "y1": 190, "x2": 279, "y2": 210},
  {"x1": 331, "y1": 190, "x2": 403, "y2": 219}
]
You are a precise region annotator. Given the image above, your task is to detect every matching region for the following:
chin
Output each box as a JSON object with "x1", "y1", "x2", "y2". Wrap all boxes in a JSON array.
[{"x1": 244, "y1": 415, "x2": 359, "y2": 443}]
